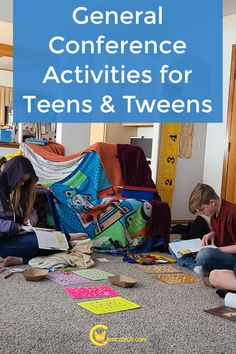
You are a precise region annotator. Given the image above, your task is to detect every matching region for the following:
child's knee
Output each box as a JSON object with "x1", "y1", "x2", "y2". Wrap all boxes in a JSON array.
[{"x1": 209, "y1": 269, "x2": 219, "y2": 287}]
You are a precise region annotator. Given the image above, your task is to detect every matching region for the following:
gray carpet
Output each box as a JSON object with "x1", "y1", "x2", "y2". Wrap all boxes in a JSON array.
[{"x1": 0, "y1": 254, "x2": 235, "y2": 354}]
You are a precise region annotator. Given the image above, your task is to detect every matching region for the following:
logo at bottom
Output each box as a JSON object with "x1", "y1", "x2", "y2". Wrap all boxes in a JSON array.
[{"x1": 89, "y1": 324, "x2": 147, "y2": 347}]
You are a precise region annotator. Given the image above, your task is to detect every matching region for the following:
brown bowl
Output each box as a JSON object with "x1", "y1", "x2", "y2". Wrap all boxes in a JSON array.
[
  {"x1": 23, "y1": 268, "x2": 49, "y2": 281},
  {"x1": 108, "y1": 275, "x2": 137, "y2": 288}
]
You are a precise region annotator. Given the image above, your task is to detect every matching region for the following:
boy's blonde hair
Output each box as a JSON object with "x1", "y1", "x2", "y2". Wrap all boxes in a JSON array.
[{"x1": 189, "y1": 183, "x2": 219, "y2": 214}]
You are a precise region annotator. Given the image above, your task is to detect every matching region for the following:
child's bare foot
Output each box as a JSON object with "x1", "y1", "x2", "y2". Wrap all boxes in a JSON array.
[
  {"x1": 69, "y1": 233, "x2": 88, "y2": 241},
  {"x1": 3, "y1": 256, "x2": 23, "y2": 267}
]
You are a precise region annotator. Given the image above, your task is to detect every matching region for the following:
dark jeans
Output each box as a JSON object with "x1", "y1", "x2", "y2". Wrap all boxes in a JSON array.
[
  {"x1": 195, "y1": 247, "x2": 236, "y2": 271},
  {"x1": 0, "y1": 232, "x2": 58, "y2": 264}
]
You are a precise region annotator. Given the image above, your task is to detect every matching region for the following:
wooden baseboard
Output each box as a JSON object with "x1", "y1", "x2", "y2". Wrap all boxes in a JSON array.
[
  {"x1": 0, "y1": 142, "x2": 19, "y2": 148},
  {"x1": 171, "y1": 219, "x2": 194, "y2": 225}
]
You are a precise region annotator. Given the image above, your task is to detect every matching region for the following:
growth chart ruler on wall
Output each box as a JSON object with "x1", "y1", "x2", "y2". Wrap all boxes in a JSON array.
[{"x1": 156, "y1": 123, "x2": 181, "y2": 206}]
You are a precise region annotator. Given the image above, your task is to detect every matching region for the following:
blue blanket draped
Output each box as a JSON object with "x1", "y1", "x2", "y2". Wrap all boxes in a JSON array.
[{"x1": 51, "y1": 151, "x2": 152, "y2": 252}]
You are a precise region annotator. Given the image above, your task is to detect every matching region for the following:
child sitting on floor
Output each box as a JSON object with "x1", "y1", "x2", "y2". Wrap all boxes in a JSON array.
[
  {"x1": 209, "y1": 263, "x2": 236, "y2": 291},
  {"x1": 0, "y1": 156, "x2": 87, "y2": 267}
]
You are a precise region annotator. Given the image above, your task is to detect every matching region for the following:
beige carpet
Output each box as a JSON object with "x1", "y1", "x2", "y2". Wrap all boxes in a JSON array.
[{"x1": 0, "y1": 253, "x2": 235, "y2": 354}]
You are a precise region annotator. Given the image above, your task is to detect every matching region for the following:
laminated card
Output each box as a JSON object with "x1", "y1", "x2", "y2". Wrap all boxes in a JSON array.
[
  {"x1": 153, "y1": 273, "x2": 199, "y2": 284},
  {"x1": 137, "y1": 265, "x2": 180, "y2": 274},
  {"x1": 47, "y1": 271, "x2": 92, "y2": 286},
  {"x1": 64, "y1": 286, "x2": 119, "y2": 299},
  {"x1": 73, "y1": 269, "x2": 114, "y2": 281},
  {"x1": 77, "y1": 297, "x2": 141, "y2": 314}
]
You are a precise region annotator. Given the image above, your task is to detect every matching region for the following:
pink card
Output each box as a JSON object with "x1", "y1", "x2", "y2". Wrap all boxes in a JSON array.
[
  {"x1": 64, "y1": 286, "x2": 119, "y2": 299},
  {"x1": 47, "y1": 272, "x2": 92, "y2": 286}
]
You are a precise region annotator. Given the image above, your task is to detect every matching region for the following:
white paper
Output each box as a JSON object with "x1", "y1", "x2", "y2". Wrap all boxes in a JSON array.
[
  {"x1": 96, "y1": 258, "x2": 110, "y2": 263},
  {"x1": 8, "y1": 268, "x2": 25, "y2": 273},
  {"x1": 33, "y1": 227, "x2": 69, "y2": 250},
  {"x1": 225, "y1": 292, "x2": 236, "y2": 309},
  {"x1": 169, "y1": 238, "x2": 202, "y2": 258}
]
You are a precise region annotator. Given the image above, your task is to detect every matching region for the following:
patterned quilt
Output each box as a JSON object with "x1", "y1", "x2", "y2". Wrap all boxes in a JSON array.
[{"x1": 51, "y1": 151, "x2": 152, "y2": 252}]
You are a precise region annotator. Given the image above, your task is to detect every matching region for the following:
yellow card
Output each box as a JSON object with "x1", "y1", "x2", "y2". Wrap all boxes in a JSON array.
[
  {"x1": 148, "y1": 253, "x2": 176, "y2": 263},
  {"x1": 153, "y1": 273, "x2": 199, "y2": 284},
  {"x1": 77, "y1": 296, "x2": 141, "y2": 314},
  {"x1": 178, "y1": 249, "x2": 192, "y2": 255},
  {"x1": 137, "y1": 265, "x2": 180, "y2": 273}
]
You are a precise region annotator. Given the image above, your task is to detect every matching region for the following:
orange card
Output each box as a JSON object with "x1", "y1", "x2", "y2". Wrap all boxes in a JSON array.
[
  {"x1": 137, "y1": 265, "x2": 180, "y2": 274},
  {"x1": 153, "y1": 273, "x2": 199, "y2": 284}
]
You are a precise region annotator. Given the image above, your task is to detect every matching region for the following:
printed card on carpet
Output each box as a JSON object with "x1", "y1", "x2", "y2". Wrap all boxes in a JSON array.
[
  {"x1": 64, "y1": 286, "x2": 119, "y2": 299},
  {"x1": 77, "y1": 296, "x2": 141, "y2": 314},
  {"x1": 47, "y1": 271, "x2": 92, "y2": 286},
  {"x1": 153, "y1": 273, "x2": 199, "y2": 284},
  {"x1": 137, "y1": 265, "x2": 180, "y2": 274},
  {"x1": 73, "y1": 268, "x2": 114, "y2": 281}
]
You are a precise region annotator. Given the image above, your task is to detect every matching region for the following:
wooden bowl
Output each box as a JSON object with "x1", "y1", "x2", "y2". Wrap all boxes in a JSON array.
[
  {"x1": 23, "y1": 268, "x2": 48, "y2": 281},
  {"x1": 108, "y1": 275, "x2": 137, "y2": 288}
]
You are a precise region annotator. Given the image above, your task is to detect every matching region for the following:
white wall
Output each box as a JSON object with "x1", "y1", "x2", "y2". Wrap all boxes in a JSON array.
[
  {"x1": 56, "y1": 123, "x2": 91, "y2": 155},
  {"x1": 172, "y1": 15, "x2": 236, "y2": 218},
  {"x1": 0, "y1": 147, "x2": 18, "y2": 156},
  {"x1": 0, "y1": 21, "x2": 12, "y2": 43},
  {"x1": 0, "y1": 70, "x2": 12, "y2": 86},
  {"x1": 0, "y1": 20, "x2": 13, "y2": 86},
  {"x1": 137, "y1": 124, "x2": 206, "y2": 220},
  {"x1": 203, "y1": 14, "x2": 236, "y2": 194},
  {"x1": 0, "y1": 0, "x2": 12, "y2": 22},
  {"x1": 172, "y1": 124, "x2": 207, "y2": 220}
]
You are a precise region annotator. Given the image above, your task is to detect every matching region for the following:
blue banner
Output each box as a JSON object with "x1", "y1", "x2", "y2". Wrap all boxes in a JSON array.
[{"x1": 14, "y1": 0, "x2": 222, "y2": 123}]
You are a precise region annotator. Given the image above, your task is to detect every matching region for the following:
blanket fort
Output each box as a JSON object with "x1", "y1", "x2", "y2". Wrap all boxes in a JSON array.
[{"x1": 51, "y1": 151, "x2": 152, "y2": 252}]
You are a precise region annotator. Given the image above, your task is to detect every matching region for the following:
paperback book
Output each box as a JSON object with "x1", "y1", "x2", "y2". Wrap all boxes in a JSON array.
[
  {"x1": 205, "y1": 292, "x2": 236, "y2": 322},
  {"x1": 169, "y1": 238, "x2": 205, "y2": 258},
  {"x1": 33, "y1": 227, "x2": 69, "y2": 251}
]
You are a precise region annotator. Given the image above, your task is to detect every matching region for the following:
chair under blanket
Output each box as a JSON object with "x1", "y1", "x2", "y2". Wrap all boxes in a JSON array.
[
  {"x1": 24, "y1": 141, "x2": 171, "y2": 252},
  {"x1": 117, "y1": 144, "x2": 171, "y2": 250}
]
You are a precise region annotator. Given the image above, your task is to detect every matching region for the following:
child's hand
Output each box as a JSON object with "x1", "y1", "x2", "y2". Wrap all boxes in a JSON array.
[
  {"x1": 23, "y1": 219, "x2": 31, "y2": 226},
  {"x1": 69, "y1": 233, "x2": 88, "y2": 241},
  {"x1": 201, "y1": 231, "x2": 215, "y2": 246}
]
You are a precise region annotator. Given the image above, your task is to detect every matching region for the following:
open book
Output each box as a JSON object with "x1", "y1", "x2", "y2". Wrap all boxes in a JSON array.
[
  {"x1": 33, "y1": 227, "x2": 69, "y2": 251},
  {"x1": 169, "y1": 238, "x2": 217, "y2": 258},
  {"x1": 169, "y1": 238, "x2": 202, "y2": 258},
  {"x1": 205, "y1": 293, "x2": 236, "y2": 322}
]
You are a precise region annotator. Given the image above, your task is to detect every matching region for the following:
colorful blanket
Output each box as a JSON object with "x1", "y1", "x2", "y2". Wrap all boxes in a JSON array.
[
  {"x1": 51, "y1": 151, "x2": 152, "y2": 252},
  {"x1": 21, "y1": 142, "x2": 123, "y2": 194},
  {"x1": 21, "y1": 143, "x2": 85, "y2": 187}
]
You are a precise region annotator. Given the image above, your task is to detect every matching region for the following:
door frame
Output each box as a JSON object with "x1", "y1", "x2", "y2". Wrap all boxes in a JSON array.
[{"x1": 221, "y1": 44, "x2": 236, "y2": 199}]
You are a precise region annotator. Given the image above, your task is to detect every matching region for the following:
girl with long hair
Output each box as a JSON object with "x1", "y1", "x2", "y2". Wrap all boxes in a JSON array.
[{"x1": 0, "y1": 156, "x2": 87, "y2": 267}]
